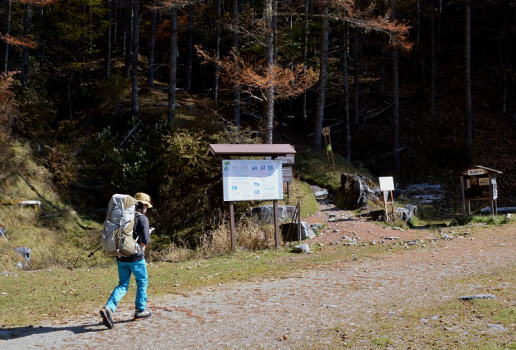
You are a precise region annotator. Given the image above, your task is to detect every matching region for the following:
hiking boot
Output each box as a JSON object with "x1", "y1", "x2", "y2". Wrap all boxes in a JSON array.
[
  {"x1": 134, "y1": 309, "x2": 152, "y2": 319},
  {"x1": 100, "y1": 307, "x2": 114, "y2": 329}
]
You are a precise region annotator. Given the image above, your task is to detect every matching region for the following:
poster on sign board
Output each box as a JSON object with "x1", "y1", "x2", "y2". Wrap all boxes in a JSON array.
[
  {"x1": 222, "y1": 160, "x2": 283, "y2": 201},
  {"x1": 379, "y1": 177, "x2": 395, "y2": 191}
]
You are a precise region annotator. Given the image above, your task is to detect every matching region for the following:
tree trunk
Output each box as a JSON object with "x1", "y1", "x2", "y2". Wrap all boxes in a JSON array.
[
  {"x1": 130, "y1": 0, "x2": 140, "y2": 118},
  {"x1": 2, "y1": 0, "x2": 12, "y2": 74},
  {"x1": 430, "y1": 1, "x2": 439, "y2": 119},
  {"x1": 147, "y1": 2, "x2": 158, "y2": 87},
  {"x1": 185, "y1": 11, "x2": 193, "y2": 91},
  {"x1": 313, "y1": 6, "x2": 329, "y2": 150},
  {"x1": 214, "y1": 0, "x2": 222, "y2": 103},
  {"x1": 106, "y1": 0, "x2": 113, "y2": 79},
  {"x1": 264, "y1": 0, "x2": 275, "y2": 144},
  {"x1": 302, "y1": 0, "x2": 310, "y2": 122},
  {"x1": 124, "y1": 3, "x2": 133, "y2": 78},
  {"x1": 391, "y1": 0, "x2": 400, "y2": 168},
  {"x1": 233, "y1": 0, "x2": 241, "y2": 125},
  {"x1": 343, "y1": 26, "x2": 351, "y2": 162},
  {"x1": 113, "y1": 1, "x2": 118, "y2": 46},
  {"x1": 167, "y1": 8, "x2": 178, "y2": 129},
  {"x1": 21, "y1": 4, "x2": 33, "y2": 88},
  {"x1": 354, "y1": 29, "x2": 361, "y2": 124},
  {"x1": 465, "y1": 0, "x2": 473, "y2": 147}
]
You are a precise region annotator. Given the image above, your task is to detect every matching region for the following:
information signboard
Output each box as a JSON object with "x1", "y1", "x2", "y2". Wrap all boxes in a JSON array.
[
  {"x1": 223, "y1": 160, "x2": 283, "y2": 201},
  {"x1": 379, "y1": 177, "x2": 395, "y2": 191}
]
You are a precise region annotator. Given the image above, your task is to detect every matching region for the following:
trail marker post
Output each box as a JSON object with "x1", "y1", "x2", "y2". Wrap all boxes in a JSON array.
[{"x1": 379, "y1": 176, "x2": 395, "y2": 221}]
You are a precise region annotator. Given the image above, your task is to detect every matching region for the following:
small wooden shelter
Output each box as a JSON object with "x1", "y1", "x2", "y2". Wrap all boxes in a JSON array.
[{"x1": 460, "y1": 165, "x2": 502, "y2": 216}]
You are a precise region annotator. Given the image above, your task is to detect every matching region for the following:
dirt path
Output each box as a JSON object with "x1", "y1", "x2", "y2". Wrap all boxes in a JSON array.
[{"x1": 1, "y1": 223, "x2": 514, "y2": 350}]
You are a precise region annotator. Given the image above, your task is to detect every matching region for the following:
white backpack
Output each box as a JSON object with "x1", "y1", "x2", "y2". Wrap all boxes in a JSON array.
[{"x1": 101, "y1": 194, "x2": 139, "y2": 257}]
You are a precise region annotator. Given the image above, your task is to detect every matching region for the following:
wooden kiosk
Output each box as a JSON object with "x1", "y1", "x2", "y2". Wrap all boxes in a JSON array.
[
  {"x1": 208, "y1": 144, "x2": 296, "y2": 251},
  {"x1": 460, "y1": 165, "x2": 502, "y2": 216}
]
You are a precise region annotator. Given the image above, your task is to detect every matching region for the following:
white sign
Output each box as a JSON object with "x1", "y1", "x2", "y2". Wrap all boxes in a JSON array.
[
  {"x1": 379, "y1": 177, "x2": 395, "y2": 191},
  {"x1": 468, "y1": 169, "x2": 485, "y2": 176},
  {"x1": 222, "y1": 160, "x2": 283, "y2": 202}
]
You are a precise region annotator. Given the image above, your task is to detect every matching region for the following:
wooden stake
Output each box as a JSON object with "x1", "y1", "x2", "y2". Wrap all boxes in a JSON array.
[
  {"x1": 297, "y1": 201, "x2": 301, "y2": 244},
  {"x1": 390, "y1": 190, "x2": 395, "y2": 219},
  {"x1": 229, "y1": 202, "x2": 236, "y2": 251},
  {"x1": 383, "y1": 191, "x2": 389, "y2": 221},
  {"x1": 460, "y1": 176, "x2": 466, "y2": 215},
  {"x1": 273, "y1": 200, "x2": 280, "y2": 248},
  {"x1": 488, "y1": 175, "x2": 494, "y2": 217}
]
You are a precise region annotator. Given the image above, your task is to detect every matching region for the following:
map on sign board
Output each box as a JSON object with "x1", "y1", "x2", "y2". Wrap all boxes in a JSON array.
[
  {"x1": 379, "y1": 177, "x2": 395, "y2": 191},
  {"x1": 222, "y1": 160, "x2": 283, "y2": 202}
]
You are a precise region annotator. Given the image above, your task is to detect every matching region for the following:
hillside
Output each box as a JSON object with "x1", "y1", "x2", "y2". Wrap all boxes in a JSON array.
[{"x1": 0, "y1": 136, "x2": 104, "y2": 270}]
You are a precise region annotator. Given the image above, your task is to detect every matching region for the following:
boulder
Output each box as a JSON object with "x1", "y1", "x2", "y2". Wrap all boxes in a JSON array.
[
  {"x1": 14, "y1": 247, "x2": 32, "y2": 269},
  {"x1": 280, "y1": 221, "x2": 316, "y2": 242},
  {"x1": 248, "y1": 205, "x2": 296, "y2": 225},
  {"x1": 335, "y1": 174, "x2": 378, "y2": 210},
  {"x1": 395, "y1": 205, "x2": 417, "y2": 222},
  {"x1": 291, "y1": 244, "x2": 311, "y2": 254}
]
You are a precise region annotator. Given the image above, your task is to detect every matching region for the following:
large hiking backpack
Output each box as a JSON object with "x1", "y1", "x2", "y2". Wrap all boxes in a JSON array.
[{"x1": 101, "y1": 194, "x2": 139, "y2": 257}]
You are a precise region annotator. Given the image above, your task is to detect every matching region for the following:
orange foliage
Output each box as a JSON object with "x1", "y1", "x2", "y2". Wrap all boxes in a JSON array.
[
  {"x1": 321, "y1": 0, "x2": 412, "y2": 50},
  {"x1": 197, "y1": 47, "x2": 319, "y2": 101},
  {"x1": 0, "y1": 34, "x2": 38, "y2": 49},
  {"x1": 0, "y1": 72, "x2": 18, "y2": 133}
]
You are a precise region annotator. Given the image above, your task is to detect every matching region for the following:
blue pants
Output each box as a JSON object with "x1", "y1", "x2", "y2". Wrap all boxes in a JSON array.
[{"x1": 106, "y1": 259, "x2": 148, "y2": 312}]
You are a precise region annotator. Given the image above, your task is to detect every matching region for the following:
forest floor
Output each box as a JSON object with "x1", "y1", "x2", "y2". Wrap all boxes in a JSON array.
[{"x1": 1, "y1": 201, "x2": 514, "y2": 349}]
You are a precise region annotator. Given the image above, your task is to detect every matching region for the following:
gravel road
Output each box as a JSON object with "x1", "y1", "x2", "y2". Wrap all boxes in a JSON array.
[{"x1": 1, "y1": 224, "x2": 514, "y2": 350}]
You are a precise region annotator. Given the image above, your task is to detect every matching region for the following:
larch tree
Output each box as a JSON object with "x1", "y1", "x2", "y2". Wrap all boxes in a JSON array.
[
  {"x1": 130, "y1": 0, "x2": 140, "y2": 118},
  {"x1": 464, "y1": 0, "x2": 473, "y2": 148},
  {"x1": 391, "y1": 0, "x2": 400, "y2": 168},
  {"x1": 311, "y1": 0, "x2": 410, "y2": 157},
  {"x1": 232, "y1": 0, "x2": 241, "y2": 125},
  {"x1": 2, "y1": 0, "x2": 12, "y2": 74},
  {"x1": 214, "y1": 0, "x2": 222, "y2": 103},
  {"x1": 264, "y1": 0, "x2": 275, "y2": 143},
  {"x1": 148, "y1": 0, "x2": 159, "y2": 87},
  {"x1": 313, "y1": 4, "x2": 330, "y2": 150}
]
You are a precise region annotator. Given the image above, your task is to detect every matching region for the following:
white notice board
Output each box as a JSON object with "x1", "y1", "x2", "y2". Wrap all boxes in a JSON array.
[
  {"x1": 379, "y1": 177, "x2": 395, "y2": 191},
  {"x1": 223, "y1": 160, "x2": 283, "y2": 202}
]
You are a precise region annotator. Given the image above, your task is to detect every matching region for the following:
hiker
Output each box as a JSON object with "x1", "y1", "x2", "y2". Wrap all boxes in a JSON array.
[{"x1": 100, "y1": 192, "x2": 153, "y2": 329}]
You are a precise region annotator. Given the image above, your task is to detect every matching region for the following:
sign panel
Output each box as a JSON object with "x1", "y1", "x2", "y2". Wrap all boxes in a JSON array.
[
  {"x1": 467, "y1": 168, "x2": 485, "y2": 176},
  {"x1": 282, "y1": 166, "x2": 293, "y2": 183},
  {"x1": 379, "y1": 177, "x2": 395, "y2": 191},
  {"x1": 491, "y1": 178, "x2": 498, "y2": 200},
  {"x1": 478, "y1": 177, "x2": 489, "y2": 186},
  {"x1": 223, "y1": 160, "x2": 283, "y2": 202}
]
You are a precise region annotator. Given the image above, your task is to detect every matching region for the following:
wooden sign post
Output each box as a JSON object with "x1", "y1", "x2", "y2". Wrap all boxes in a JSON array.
[
  {"x1": 379, "y1": 177, "x2": 395, "y2": 221},
  {"x1": 322, "y1": 127, "x2": 336, "y2": 172}
]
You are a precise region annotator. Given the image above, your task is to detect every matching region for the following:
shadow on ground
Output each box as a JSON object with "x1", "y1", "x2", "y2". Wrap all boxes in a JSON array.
[{"x1": 0, "y1": 319, "x2": 133, "y2": 340}]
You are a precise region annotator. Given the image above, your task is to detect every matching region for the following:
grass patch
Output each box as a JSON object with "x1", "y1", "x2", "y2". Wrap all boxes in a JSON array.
[
  {"x1": 296, "y1": 151, "x2": 373, "y2": 192},
  {"x1": 262, "y1": 179, "x2": 319, "y2": 218},
  {"x1": 310, "y1": 266, "x2": 516, "y2": 349},
  {"x1": 0, "y1": 139, "x2": 107, "y2": 271},
  {"x1": 372, "y1": 337, "x2": 391, "y2": 347}
]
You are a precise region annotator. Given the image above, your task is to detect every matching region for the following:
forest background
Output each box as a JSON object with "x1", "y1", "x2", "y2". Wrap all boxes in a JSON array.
[{"x1": 0, "y1": 0, "x2": 514, "y2": 250}]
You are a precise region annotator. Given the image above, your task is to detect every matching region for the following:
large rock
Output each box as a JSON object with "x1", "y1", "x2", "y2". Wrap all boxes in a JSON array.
[
  {"x1": 335, "y1": 174, "x2": 378, "y2": 210},
  {"x1": 395, "y1": 204, "x2": 417, "y2": 222},
  {"x1": 280, "y1": 221, "x2": 316, "y2": 242},
  {"x1": 248, "y1": 205, "x2": 296, "y2": 225}
]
